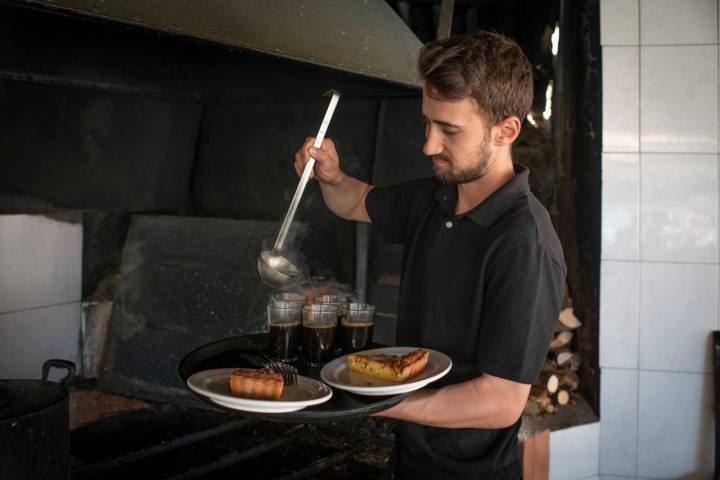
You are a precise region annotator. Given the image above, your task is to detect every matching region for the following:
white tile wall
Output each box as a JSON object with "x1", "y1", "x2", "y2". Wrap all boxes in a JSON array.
[
  {"x1": 0, "y1": 302, "x2": 82, "y2": 379},
  {"x1": 596, "y1": 477, "x2": 655, "y2": 480},
  {"x1": 640, "y1": 45, "x2": 718, "y2": 153},
  {"x1": 600, "y1": 261, "x2": 639, "y2": 369},
  {"x1": 601, "y1": 0, "x2": 639, "y2": 45},
  {"x1": 640, "y1": 154, "x2": 718, "y2": 263},
  {"x1": 0, "y1": 215, "x2": 82, "y2": 313},
  {"x1": 599, "y1": 368, "x2": 638, "y2": 476},
  {"x1": 639, "y1": 262, "x2": 717, "y2": 373},
  {"x1": 640, "y1": 0, "x2": 717, "y2": 45},
  {"x1": 637, "y1": 371, "x2": 714, "y2": 478},
  {"x1": 0, "y1": 214, "x2": 83, "y2": 378},
  {"x1": 602, "y1": 48, "x2": 640, "y2": 152},
  {"x1": 549, "y1": 422, "x2": 600, "y2": 480},
  {"x1": 598, "y1": 1, "x2": 719, "y2": 479},
  {"x1": 602, "y1": 154, "x2": 640, "y2": 260}
]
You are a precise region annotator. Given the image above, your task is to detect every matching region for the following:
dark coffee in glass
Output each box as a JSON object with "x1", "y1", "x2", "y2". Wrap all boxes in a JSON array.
[
  {"x1": 340, "y1": 303, "x2": 375, "y2": 353},
  {"x1": 266, "y1": 300, "x2": 302, "y2": 362},
  {"x1": 340, "y1": 322, "x2": 374, "y2": 353},
  {"x1": 268, "y1": 322, "x2": 301, "y2": 361},
  {"x1": 302, "y1": 322, "x2": 336, "y2": 366},
  {"x1": 312, "y1": 295, "x2": 345, "y2": 354},
  {"x1": 302, "y1": 304, "x2": 339, "y2": 367}
]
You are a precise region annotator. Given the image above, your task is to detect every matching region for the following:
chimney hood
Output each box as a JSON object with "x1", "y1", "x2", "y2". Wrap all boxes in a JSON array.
[{"x1": 15, "y1": 0, "x2": 424, "y2": 88}]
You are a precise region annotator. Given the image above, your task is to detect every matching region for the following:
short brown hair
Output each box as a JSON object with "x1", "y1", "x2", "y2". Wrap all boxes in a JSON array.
[{"x1": 418, "y1": 31, "x2": 533, "y2": 125}]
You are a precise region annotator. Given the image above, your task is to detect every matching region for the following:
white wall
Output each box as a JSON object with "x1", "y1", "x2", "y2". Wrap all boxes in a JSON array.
[
  {"x1": 599, "y1": 0, "x2": 717, "y2": 478},
  {"x1": 0, "y1": 214, "x2": 83, "y2": 380}
]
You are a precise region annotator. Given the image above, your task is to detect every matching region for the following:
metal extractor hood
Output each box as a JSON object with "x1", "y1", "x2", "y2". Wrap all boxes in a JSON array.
[{"x1": 20, "y1": 0, "x2": 424, "y2": 88}]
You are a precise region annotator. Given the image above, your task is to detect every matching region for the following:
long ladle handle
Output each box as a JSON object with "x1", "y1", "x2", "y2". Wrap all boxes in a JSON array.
[{"x1": 273, "y1": 90, "x2": 341, "y2": 253}]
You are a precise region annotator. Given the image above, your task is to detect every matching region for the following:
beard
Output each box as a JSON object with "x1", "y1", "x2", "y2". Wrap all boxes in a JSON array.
[{"x1": 432, "y1": 138, "x2": 492, "y2": 185}]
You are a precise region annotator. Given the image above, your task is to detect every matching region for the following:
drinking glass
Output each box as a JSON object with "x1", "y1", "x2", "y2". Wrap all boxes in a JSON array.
[
  {"x1": 302, "y1": 304, "x2": 338, "y2": 367},
  {"x1": 273, "y1": 292, "x2": 308, "y2": 306},
  {"x1": 267, "y1": 300, "x2": 302, "y2": 362},
  {"x1": 340, "y1": 303, "x2": 375, "y2": 353},
  {"x1": 313, "y1": 295, "x2": 346, "y2": 354}
]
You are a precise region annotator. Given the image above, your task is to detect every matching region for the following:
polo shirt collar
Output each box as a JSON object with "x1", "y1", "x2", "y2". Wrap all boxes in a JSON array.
[{"x1": 434, "y1": 163, "x2": 530, "y2": 228}]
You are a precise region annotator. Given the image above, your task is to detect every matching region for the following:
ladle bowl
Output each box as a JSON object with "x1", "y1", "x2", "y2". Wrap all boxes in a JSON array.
[{"x1": 258, "y1": 250, "x2": 300, "y2": 288}]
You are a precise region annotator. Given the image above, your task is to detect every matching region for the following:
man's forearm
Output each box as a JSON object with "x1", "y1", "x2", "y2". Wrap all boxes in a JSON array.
[
  {"x1": 375, "y1": 375, "x2": 529, "y2": 429},
  {"x1": 319, "y1": 172, "x2": 373, "y2": 222}
]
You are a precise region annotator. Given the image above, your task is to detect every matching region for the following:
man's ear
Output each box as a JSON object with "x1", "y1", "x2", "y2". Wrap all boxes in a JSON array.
[{"x1": 493, "y1": 116, "x2": 521, "y2": 146}]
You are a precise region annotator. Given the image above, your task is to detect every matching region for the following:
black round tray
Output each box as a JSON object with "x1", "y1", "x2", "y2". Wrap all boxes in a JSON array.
[{"x1": 178, "y1": 334, "x2": 406, "y2": 423}]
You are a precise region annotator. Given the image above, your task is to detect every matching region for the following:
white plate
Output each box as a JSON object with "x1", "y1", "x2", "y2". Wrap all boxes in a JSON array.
[
  {"x1": 186, "y1": 368, "x2": 333, "y2": 413},
  {"x1": 320, "y1": 347, "x2": 452, "y2": 396}
]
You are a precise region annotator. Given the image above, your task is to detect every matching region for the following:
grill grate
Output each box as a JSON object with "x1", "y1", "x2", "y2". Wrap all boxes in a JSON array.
[{"x1": 70, "y1": 396, "x2": 395, "y2": 480}]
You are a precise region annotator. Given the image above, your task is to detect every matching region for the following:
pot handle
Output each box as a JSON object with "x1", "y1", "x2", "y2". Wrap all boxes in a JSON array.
[{"x1": 42, "y1": 359, "x2": 76, "y2": 385}]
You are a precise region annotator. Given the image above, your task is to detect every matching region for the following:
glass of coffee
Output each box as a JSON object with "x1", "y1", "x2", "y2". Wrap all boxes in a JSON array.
[
  {"x1": 267, "y1": 300, "x2": 302, "y2": 362},
  {"x1": 340, "y1": 303, "x2": 375, "y2": 353},
  {"x1": 312, "y1": 295, "x2": 346, "y2": 354},
  {"x1": 273, "y1": 292, "x2": 308, "y2": 306},
  {"x1": 302, "y1": 304, "x2": 339, "y2": 367}
]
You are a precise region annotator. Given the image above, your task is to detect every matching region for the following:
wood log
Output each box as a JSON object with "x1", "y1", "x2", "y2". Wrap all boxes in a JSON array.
[
  {"x1": 544, "y1": 358, "x2": 559, "y2": 370},
  {"x1": 549, "y1": 331, "x2": 573, "y2": 351},
  {"x1": 552, "y1": 347, "x2": 569, "y2": 363},
  {"x1": 556, "y1": 389, "x2": 570, "y2": 406},
  {"x1": 536, "y1": 370, "x2": 559, "y2": 394},
  {"x1": 558, "y1": 307, "x2": 582, "y2": 330},
  {"x1": 556, "y1": 351, "x2": 581, "y2": 371},
  {"x1": 529, "y1": 386, "x2": 551, "y2": 408},
  {"x1": 557, "y1": 369, "x2": 579, "y2": 391}
]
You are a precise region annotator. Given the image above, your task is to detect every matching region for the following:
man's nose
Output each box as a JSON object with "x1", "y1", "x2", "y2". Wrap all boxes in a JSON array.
[{"x1": 423, "y1": 128, "x2": 443, "y2": 156}]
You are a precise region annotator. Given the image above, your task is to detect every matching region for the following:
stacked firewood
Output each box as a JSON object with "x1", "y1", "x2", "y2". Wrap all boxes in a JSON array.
[{"x1": 525, "y1": 307, "x2": 582, "y2": 415}]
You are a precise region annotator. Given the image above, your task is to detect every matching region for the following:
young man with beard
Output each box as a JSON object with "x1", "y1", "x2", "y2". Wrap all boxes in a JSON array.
[{"x1": 294, "y1": 31, "x2": 566, "y2": 479}]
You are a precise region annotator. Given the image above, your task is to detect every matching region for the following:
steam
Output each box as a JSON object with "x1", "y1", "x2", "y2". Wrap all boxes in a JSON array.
[{"x1": 261, "y1": 219, "x2": 356, "y2": 303}]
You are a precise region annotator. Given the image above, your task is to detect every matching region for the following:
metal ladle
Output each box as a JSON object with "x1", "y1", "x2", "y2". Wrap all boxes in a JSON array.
[{"x1": 258, "y1": 90, "x2": 341, "y2": 288}]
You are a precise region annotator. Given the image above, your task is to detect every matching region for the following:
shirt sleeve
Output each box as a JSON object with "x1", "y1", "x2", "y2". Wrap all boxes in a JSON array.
[
  {"x1": 475, "y1": 242, "x2": 566, "y2": 384},
  {"x1": 365, "y1": 178, "x2": 434, "y2": 244}
]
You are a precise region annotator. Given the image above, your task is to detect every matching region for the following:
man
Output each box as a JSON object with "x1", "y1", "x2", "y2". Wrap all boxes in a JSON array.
[{"x1": 294, "y1": 31, "x2": 566, "y2": 479}]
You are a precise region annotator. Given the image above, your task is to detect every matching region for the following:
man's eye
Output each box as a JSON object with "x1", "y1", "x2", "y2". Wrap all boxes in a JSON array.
[{"x1": 443, "y1": 129, "x2": 458, "y2": 136}]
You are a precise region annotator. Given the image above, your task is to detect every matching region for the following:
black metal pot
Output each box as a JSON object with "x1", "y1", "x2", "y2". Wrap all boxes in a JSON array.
[{"x1": 0, "y1": 359, "x2": 75, "y2": 480}]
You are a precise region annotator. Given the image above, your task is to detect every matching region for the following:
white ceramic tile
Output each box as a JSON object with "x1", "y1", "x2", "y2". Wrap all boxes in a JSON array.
[
  {"x1": 602, "y1": 154, "x2": 639, "y2": 260},
  {"x1": 640, "y1": 46, "x2": 718, "y2": 153},
  {"x1": 640, "y1": 0, "x2": 717, "y2": 45},
  {"x1": 600, "y1": 368, "x2": 638, "y2": 476},
  {"x1": 637, "y1": 370, "x2": 714, "y2": 478},
  {"x1": 600, "y1": 261, "x2": 640, "y2": 368},
  {"x1": 601, "y1": 0, "x2": 640, "y2": 45},
  {"x1": 640, "y1": 154, "x2": 717, "y2": 263},
  {"x1": 639, "y1": 262, "x2": 717, "y2": 373},
  {"x1": 603, "y1": 48, "x2": 640, "y2": 152},
  {"x1": 0, "y1": 214, "x2": 82, "y2": 313},
  {"x1": 0, "y1": 302, "x2": 82, "y2": 379},
  {"x1": 550, "y1": 422, "x2": 600, "y2": 480}
]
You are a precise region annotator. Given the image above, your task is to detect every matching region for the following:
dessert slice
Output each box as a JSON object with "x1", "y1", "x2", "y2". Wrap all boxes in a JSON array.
[
  {"x1": 229, "y1": 367, "x2": 284, "y2": 400},
  {"x1": 347, "y1": 348, "x2": 429, "y2": 382}
]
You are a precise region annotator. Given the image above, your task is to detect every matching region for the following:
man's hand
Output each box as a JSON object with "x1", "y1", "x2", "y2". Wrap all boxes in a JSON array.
[
  {"x1": 294, "y1": 137, "x2": 343, "y2": 186},
  {"x1": 292, "y1": 136, "x2": 373, "y2": 223}
]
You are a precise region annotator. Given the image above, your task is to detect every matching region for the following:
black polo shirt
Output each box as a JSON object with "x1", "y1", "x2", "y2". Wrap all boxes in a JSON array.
[{"x1": 365, "y1": 164, "x2": 566, "y2": 478}]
